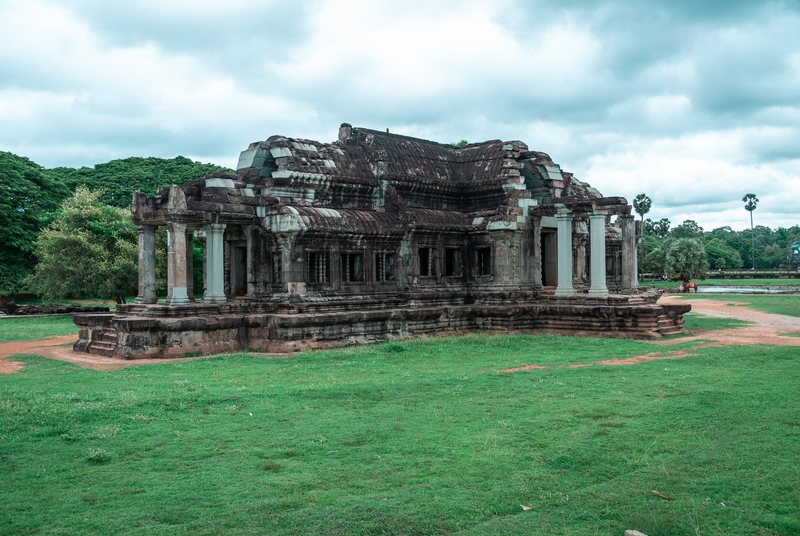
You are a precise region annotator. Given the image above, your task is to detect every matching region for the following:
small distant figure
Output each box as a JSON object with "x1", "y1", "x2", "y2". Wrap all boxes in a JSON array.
[
  {"x1": 687, "y1": 281, "x2": 698, "y2": 293},
  {"x1": 678, "y1": 282, "x2": 685, "y2": 292},
  {"x1": 651, "y1": 281, "x2": 656, "y2": 290}
]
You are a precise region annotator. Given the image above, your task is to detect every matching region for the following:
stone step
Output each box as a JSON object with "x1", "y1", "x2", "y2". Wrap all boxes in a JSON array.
[
  {"x1": 100, "y1": 332, "x2": 118, "y2": 343},
  {"x1": 87, "y1": 341, "x2": 116, "y2": 357},
  {"x1": 658, "y1": 328, "x2": 683, "y2": 336}
]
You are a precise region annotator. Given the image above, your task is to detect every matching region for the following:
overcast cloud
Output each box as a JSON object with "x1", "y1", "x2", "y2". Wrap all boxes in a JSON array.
[{"x1": 1, "y1": 0, "x2": 798, "y2": 230}]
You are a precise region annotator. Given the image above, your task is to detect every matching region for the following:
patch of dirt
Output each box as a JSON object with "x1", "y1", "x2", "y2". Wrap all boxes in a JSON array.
[
  {"x1": 4, "y1": 296, "x2": 800, "y2": 374},
  {"x1": 0, "y1": 334, "x2": 224, "y2": 373},
  {"x1": 497, "y1": 296, "x2": 800, "y2": 372},
  {"x1": 498, "y1": 363, "x2": 548, "y2": 373},
  {"x1": 0, "y1": 335, "x2": 79, "y2": 373}
]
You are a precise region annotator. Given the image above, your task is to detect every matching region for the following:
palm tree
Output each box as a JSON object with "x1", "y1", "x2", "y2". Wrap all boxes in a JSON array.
[
  {"x1": 742, "y1": 193, "x2": 759, "y2": 270},
  {"x1": 632, "y1": 194, "x2": 652, "y2": 278},
  {"x1": 633, "y1": 194, "x2": 652, "y2": 227}
]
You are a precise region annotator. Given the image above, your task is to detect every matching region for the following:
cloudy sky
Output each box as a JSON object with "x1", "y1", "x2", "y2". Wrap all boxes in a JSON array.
[{"x1": 1, "y1": 0, "x2": 799, "y2": 231}]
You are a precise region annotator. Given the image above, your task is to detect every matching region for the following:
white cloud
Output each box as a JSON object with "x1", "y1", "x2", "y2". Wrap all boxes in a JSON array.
[
  {"x1": 581, "y1": 129, "x2": 800, "y2": 230},
  {"x1": 0, "y1": 0, "x2": 798, "y2": 231}
]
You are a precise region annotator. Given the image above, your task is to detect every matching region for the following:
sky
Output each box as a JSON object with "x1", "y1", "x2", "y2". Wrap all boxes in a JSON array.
[{"x1": 1, "y1": 0, "x2": 799, "y2": 232}]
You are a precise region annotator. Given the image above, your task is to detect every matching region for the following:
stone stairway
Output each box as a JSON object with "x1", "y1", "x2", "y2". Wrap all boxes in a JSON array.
[
  {"x1": 87, "y1": 330, "x2": 118, "y2": 357},
  {"x1": 656, "y1": 314, "x2": 683, "y2": 336}
]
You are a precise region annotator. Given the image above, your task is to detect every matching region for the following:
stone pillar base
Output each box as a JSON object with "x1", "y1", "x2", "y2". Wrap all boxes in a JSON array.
[
  {"x1": 587, "y1": 287, "x2": 609, "y2": 297},
  {"x1": 167, "y1": 287, "x2": 190, "y2": 306}
]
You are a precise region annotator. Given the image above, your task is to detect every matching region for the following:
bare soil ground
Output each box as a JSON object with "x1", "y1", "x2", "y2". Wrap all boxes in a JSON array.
[
  {"x1": 499, "y1": 296, "x2": 800, "y2": 372},
  {"x1": 0, "y1": 335, "x2": 212, "y2": 373},
  {"x1": 2, "y1": 296, "x2": 798, "y2": 374}
]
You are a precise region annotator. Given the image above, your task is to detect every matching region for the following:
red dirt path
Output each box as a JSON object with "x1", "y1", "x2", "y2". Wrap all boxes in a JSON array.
[{"x1": 2, "y1": 296, "x2": 799, "y2": 374}]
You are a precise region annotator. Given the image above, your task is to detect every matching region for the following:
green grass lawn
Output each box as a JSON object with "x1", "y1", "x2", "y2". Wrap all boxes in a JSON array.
[
  {"x1": 0, "y1": 315, "x2": 79, "y2": 343},
  {"x1": 681, "y1": 313, "x2": 752, "y2": 331},
  {"x1": 2, "y1": 331, "x2": 800, "y2": 535},
  {"x1": 674, "y1": 294, "x2": 800, "y2": 318}
]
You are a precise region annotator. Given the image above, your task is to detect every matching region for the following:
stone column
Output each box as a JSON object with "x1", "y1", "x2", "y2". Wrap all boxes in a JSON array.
[
  {"x1": 243, "y1": 225, "x2": 254, "y2": 297},
  {"x1": 204, "y1": 223, "x2": 227, "y2": 303},
  {"x1": 619, "y1": 215, "x2": 638, "y2": 292},
  {"x1": 166, "y1": 222, "x2": 190, "y2": 305},
  {"x1": 555, "y1": 209, "x2": 574, "y2": 296},
  {"x1": 185, "y1": 227, "x2": 195, "y2": 301},
  {"x1": 532, "y1": 218, "x2": 543, "y2": 289},
  {"x1": 588, "y1": 212, "x2": 609, "y2": 296},
  {"x1": 135, "y1": 225, "x2": 157, "y2": 304}
]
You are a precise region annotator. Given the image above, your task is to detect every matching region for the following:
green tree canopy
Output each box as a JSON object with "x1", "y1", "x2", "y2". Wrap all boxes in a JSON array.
[
  {"x1": 0, "y1": 152, "x2": 70, "y2": 291},
  {"x1": 50, "y1": 156, "x2": 232, "y2": 208},
  {"x1": 665, "y1": 238, "x2": 709, "y2": 281},
  {"x1": 28, "y1": 187, "x2": 138, "y2": 303},
  {"x1": 644, "y1": 217, "x2": 671, "y2": 239},
  {"x1": 671, "y1": 219, "x2": 704, "y2": 239}
]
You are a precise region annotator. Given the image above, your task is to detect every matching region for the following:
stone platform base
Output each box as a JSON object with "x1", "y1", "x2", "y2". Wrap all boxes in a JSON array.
[{"x1": 73, "y1": 294, "x2": 691, "y2": 359}]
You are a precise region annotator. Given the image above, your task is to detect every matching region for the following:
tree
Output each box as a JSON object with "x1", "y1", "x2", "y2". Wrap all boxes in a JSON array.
[
  {"x1": 632, "y1": 194, "x2": 652, "y2": 225},
  {"x1": 50, "y1": 156, "x2": 232, "y2": 208},
  {"x1": 642, "y1": 239, "x2": 671, "y2": 276},
  {"x1": 742, "y1": 193, "x2": 759, "y2": 270},
  {"x1": 0, "y1": 152, "x2": 69, "y2": 291},
  {"x1": 28, "y1": 187, "x2": 138, "y2": 303},
  {"x1": 632, "y1": 194, "x2": 652, "y2": 278},
  {"x1": 671, "y1": 219, "x2": 704, "y2": 239},
  {"x1": 665, "y1": 238, "x2": 709, "y2": 281},
  {"x1": 644, "y1": 217, "x2": 671, "y2": 239}
]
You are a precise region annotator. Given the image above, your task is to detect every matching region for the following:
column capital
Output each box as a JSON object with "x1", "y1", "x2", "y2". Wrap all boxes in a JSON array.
[
  {"x1": 167, "y1": 221, "x2": 187, "y2": 232},
  {"x1": 555, "y1": 206, "x2": 572, "y2": 219}
]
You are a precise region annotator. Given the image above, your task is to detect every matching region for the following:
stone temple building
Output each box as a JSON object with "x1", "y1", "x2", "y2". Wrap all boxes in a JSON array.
[{"x1": 74, "y1": 124, "x2": 690, "y2": 358}]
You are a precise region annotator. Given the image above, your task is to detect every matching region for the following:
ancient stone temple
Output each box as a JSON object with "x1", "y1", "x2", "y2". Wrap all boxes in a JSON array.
[{"x1": 74, "y1": 124, "x2": 690, "y2": 358}]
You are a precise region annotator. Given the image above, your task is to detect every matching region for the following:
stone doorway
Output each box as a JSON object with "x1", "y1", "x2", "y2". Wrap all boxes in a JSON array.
[{"x1": 231, "y1": 245, "x2": 248, "y2": 297}]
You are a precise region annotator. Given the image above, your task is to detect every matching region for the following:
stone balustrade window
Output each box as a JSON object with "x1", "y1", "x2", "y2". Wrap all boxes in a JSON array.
[
  {"x1": 375, "y1": 252, "x2": 395, "y2": 282},
  {"x1": 419, "y1": 247, "x2": 437, "y2": 277},
  {"x1": 445, "y1": 248, "x2": 462, "y2": 277},
  {"x1": 475, "y1": 247, "x2": 491, "y2": 276},
  {"x1": 341, "y1": 252, "x2": 364, "y2": 283},
  {"x1": 307, "y1": 252, "x2": 329, "y2": 283}
]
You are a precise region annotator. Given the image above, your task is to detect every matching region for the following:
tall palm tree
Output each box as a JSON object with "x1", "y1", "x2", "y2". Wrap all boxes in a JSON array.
[
  {"x1": 742, "y1": 193, "x2": 759, "y2": 270},
  {"x1": 632, "y1": 194, "x2": 652, "y2": 279}
]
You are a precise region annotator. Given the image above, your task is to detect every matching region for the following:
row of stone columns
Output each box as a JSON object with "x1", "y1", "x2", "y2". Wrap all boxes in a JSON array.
[
  {"x1": 136, "y1": 222, "x2": 229, "y2": 306},
  {"x1": 553, "y1": 209, "x2": 635, "y2": 297}
]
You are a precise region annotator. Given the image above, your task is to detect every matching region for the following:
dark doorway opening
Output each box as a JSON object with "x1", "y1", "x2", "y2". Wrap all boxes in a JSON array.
[
  {"x1": 231, "y1": 246, "x2": 247, "y2": 296},
  {"x1": 541, "y1": 231, "x2": 557, "y2": 286}
]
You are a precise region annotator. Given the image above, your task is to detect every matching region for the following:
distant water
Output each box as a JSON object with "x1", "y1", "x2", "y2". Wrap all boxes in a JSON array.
[{"x1": 697, "y1": 286, "x2": 797, "y2": 294}]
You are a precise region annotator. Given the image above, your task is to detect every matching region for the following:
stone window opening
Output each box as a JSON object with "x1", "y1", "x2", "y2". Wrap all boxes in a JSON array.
[
  {"x1": 445, "y1": 248, "x2": 462, "y2": 277},
  {"x1": 307, "y1": 251, "x2": 329, "y2": 283},
  {"x1": 341, "y1": 252, "x2": 364, "y2": 283},
  {"x1": 419, "y1": 247, "x2": 437, "y2": 277},
  {"x1": 375, "y1": 252, "x2": 395, "y2": 282},
  {"x1": 475, "y1": 247, "x2": 491, "y2": 276}
]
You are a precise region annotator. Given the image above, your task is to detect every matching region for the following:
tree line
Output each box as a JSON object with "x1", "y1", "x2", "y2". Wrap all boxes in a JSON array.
[
  {"x1": 633, "y1": 193, "x2": 800, "y2": 280},
  {"x1": 0, "y1": 151, "x2": 231, "y2": 299}
]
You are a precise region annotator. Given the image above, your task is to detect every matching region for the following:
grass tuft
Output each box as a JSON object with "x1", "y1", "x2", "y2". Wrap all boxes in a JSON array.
[{"x1": 85, "y1": 448, "x2": 110, "y2": 464}]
